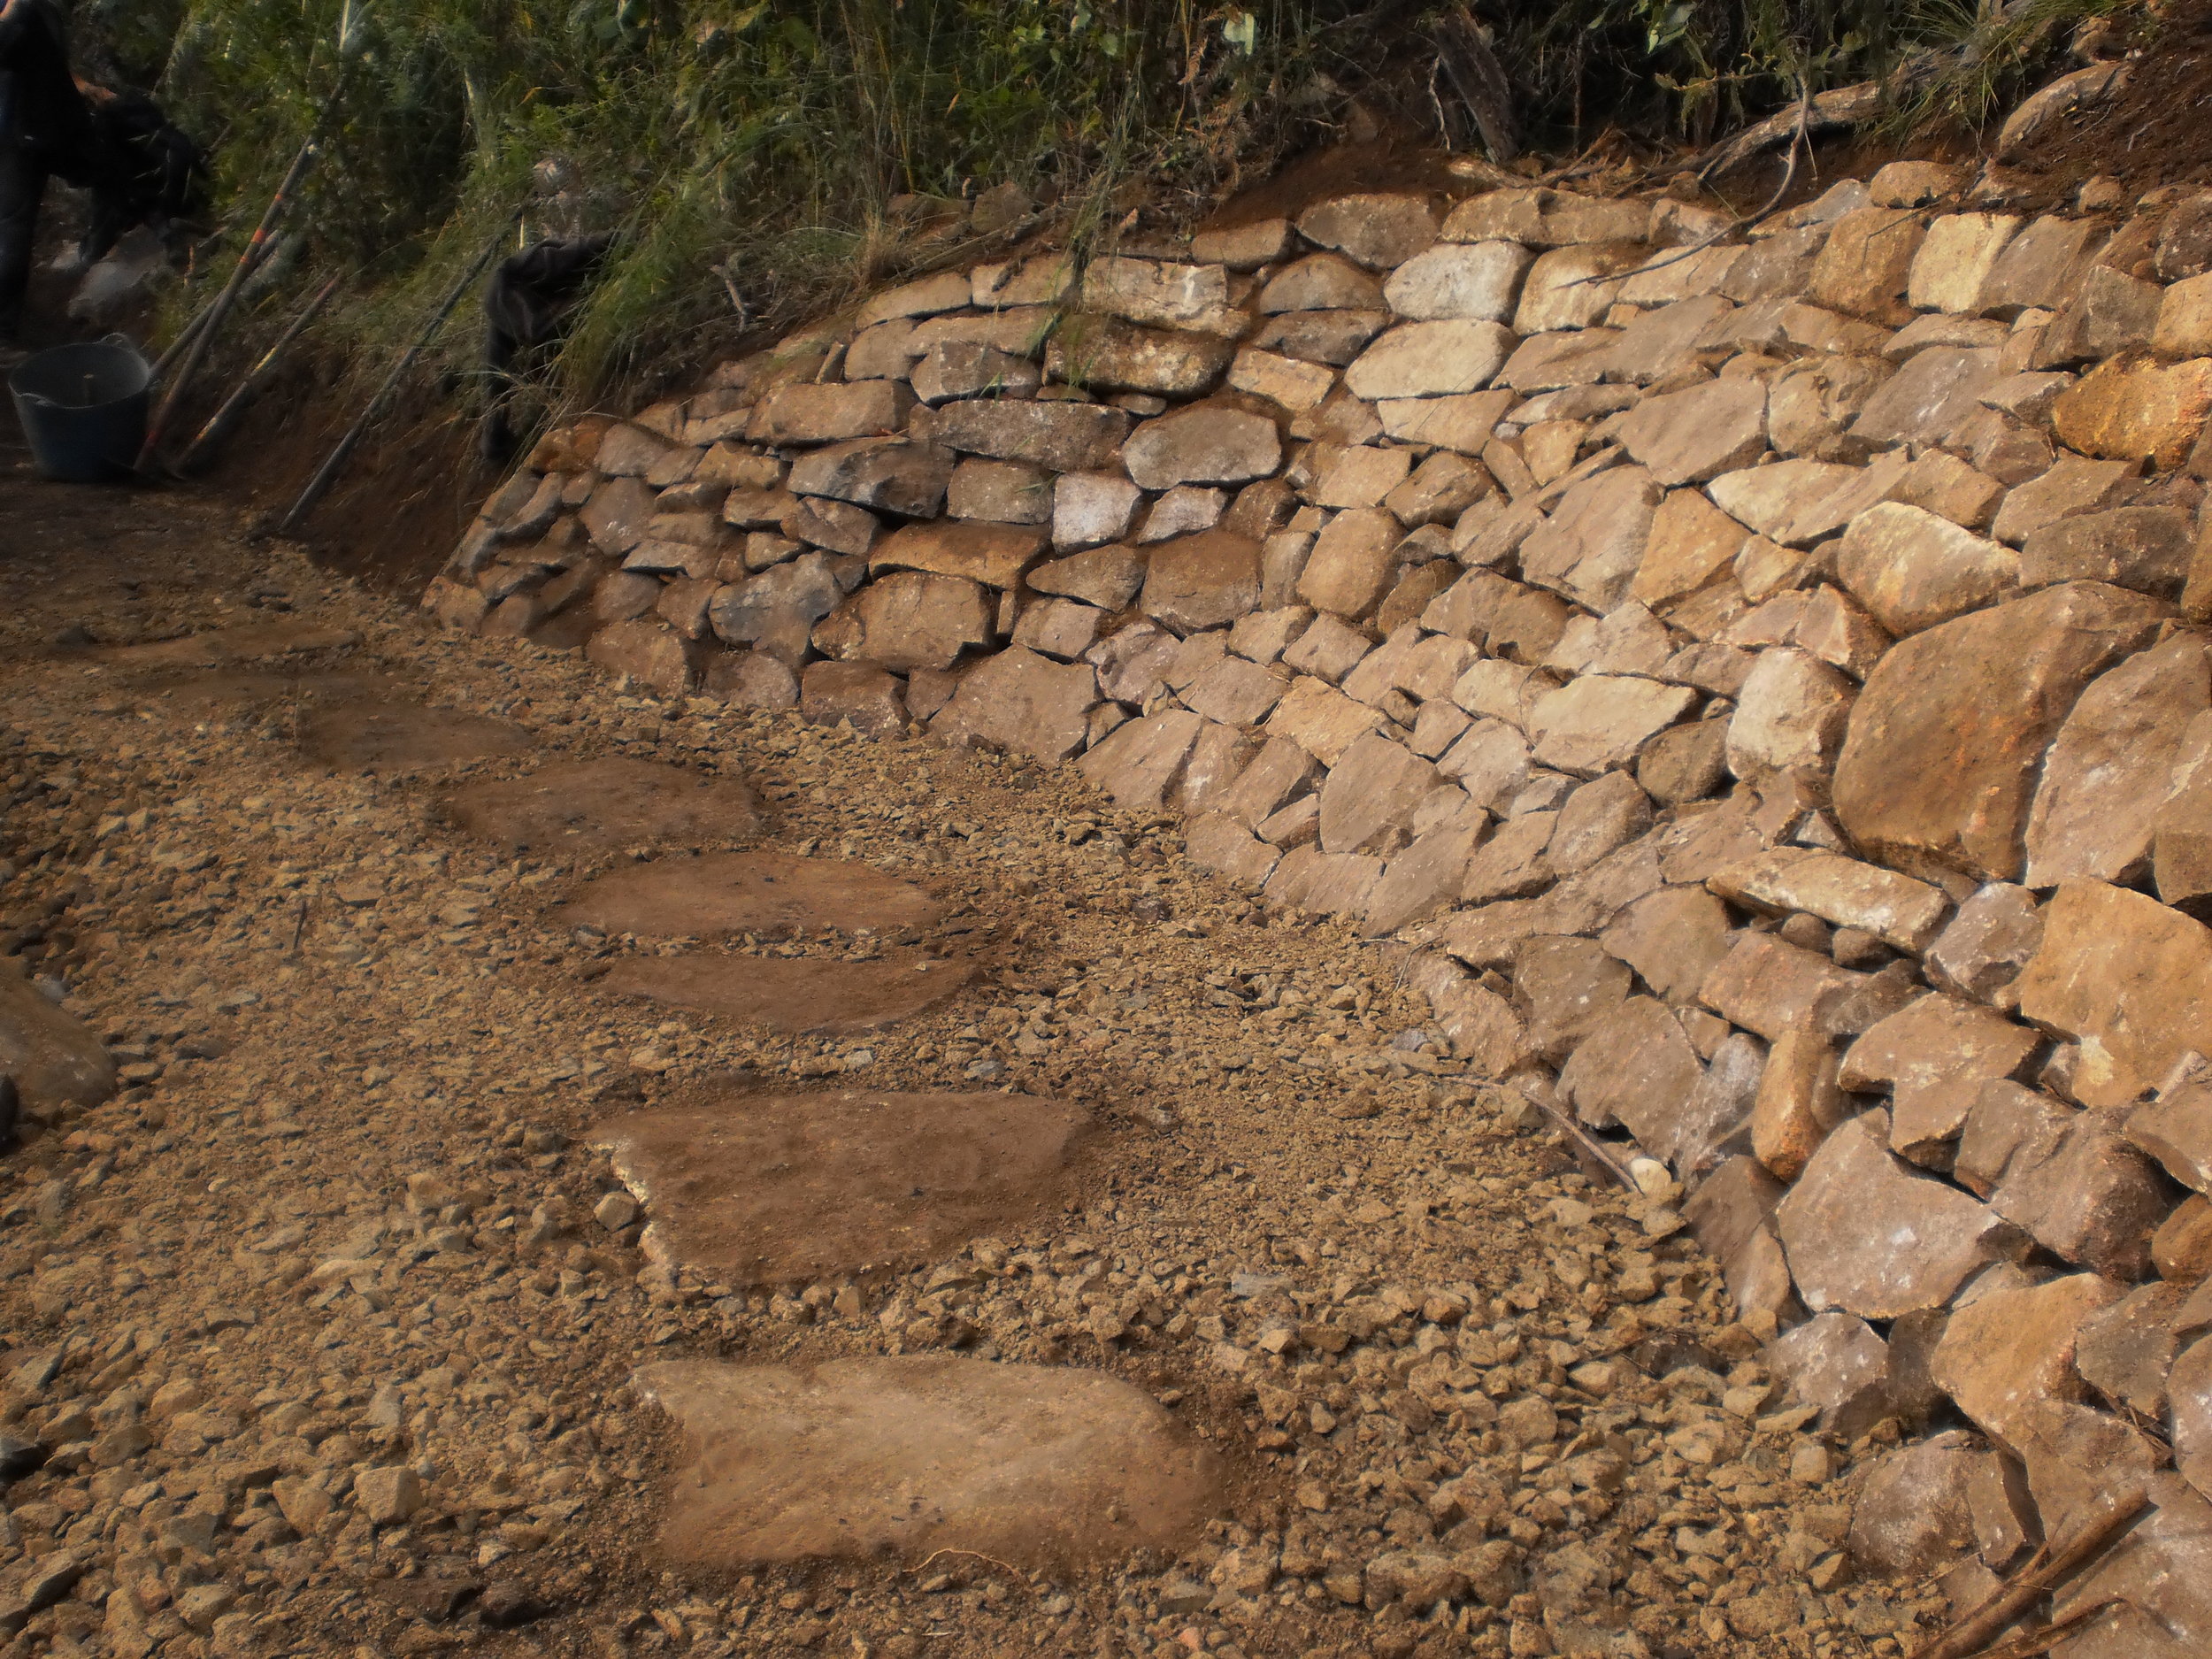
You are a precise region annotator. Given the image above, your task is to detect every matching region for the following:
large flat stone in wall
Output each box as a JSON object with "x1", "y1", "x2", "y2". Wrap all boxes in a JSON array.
[
  {"x1": 749, "y1": 381, "x2": 915, "y2": 444},
  {"x1": 1316, "y1": 733, "x2": 1439, "y2": 856},
  {"x1": 1930, "y1": 1273, "x2": 2126, "y2": 1453},
  {"x1": 1382, "y1": 242, "x2": 1532, "y2": 321},
  {"x1": 1258, "y1": 253, "x2": 1384, "y2": 312},
  {"x1": 1558, "y1": 996, "x2": 1704, "y2": 1153},
  {"x1": 1297, "y1": 192, "x2": 1440, "y2": 269},
  {"x1": 1848, "y1": 345, "x2": 2003, "y2": 449},
  {"x1": 852, "y1": 572, "x2": 994, "y2": 672},
  {"x1": 785, "y1": 437, "x2": 954, "y2": 518},
  {"x1": 1518, "y1": 465, "x2": 1661, "y2": 613},
  {"x1": 1777, "y1": 1110, "x2": 2016, "y2": 1319},
  {"x1": 1081, "y1": 257, "x2": 1240, "y2": 334},
  {"x1": 1524, "y1": 675, "x2": 1696, "y2": 777},
  {"x1": 1123, "y1": 406, "x2": 1283, "y2": 492},
  {"x1": 1375, "y1": 390, "x2": 1515, "y2": 453},
  {"x1": 1907, "y1": 213, "x2": 2019, "y2": 314},
  {"x1": 1832, "y1": 582, "x2": 2168, "y2": 885},
  {"x1": 1343, "y1": 321, "x2": 1516, "y2": 401},
  {"x1": 1839, "y1": 993, "x2": 2043, "y2": 1166},
  {"x1": 869, "y1": 521, "x2": 1047, "y2": 589},
  {"x1": 1723, "y1": 647, "x2": 1854, "y2": 785},
  {"x1": 2015, "y1": 880, "x2": 2212, "y2": 1110},
  {"x1": 1265, "y1": 676, "x2": 1387, "y2": 766},
  {"x1": 1617, "y1": 380, "x2": 1767, "y2": 486},
  {"x1": 1046, "y1": 316, "x2": 1235, "y2": 396},
  {"x1": 928, "y1": 399, "x2": 1133, "y2": 471},
  {"x1": 710, "y1": 553, "x2": 847, "y2": 668},
  {"x1": 1297, "y1": 508, "x2": 1400, "y2": 619},
  {"x1": 1809, "y1": 206, "x2": 1926, "y2": 326},
  {"x1": 1697, "y1": 932, "x2": 1867, "y2": 1042},
  {"x1": 2024, "y1": 634, "x2": 2210, "y2": 889},
  {"x1": 1078, "y1": 710, "x2": 1202, "y2": 811},
  {"x1": 1709, "y1": 847, "x2": 1952, "y2": 955},
  {"x1": 1030, "y1": 544, "x2": 1145, "y2": 611},
  {"x1": 933, "y1": 646, "x2": 1098, "y2": 764},
  {"x1": 1141, "y1": 529, "x2": 1263, "y2": 634},
  {"x1": 2053, "y1": 354, "x2": 2212, "y2": 471},
  {"x1": 1835, "y1": 502, "x2": 2019, "y2": 635}
]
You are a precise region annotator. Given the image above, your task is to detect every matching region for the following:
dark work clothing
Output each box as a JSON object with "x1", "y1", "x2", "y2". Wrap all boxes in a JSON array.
[
  {"x1": 0, "y1": 0, "x2": 80, "y2": 338},
  {"x1": 0, "y1": 134, "x2": 42, "y2": 337},
  {"x1": 480, "y1": 233, "x2": 618, "y2": 461},
  {"x1": 0, "y1": 1, "x2": 200, "y2": 338},
  {"x1": 0, "y1": 0, "x2": 91, "y2": 164}
]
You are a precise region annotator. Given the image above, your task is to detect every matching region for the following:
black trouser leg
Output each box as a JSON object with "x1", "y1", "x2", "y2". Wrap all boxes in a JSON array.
[
  {"x1": 0, "y1": 143, "x2": 47, "y2": 342},
  {"x1": 480, "y1": 324, "x2": 524, "y2": 463}
]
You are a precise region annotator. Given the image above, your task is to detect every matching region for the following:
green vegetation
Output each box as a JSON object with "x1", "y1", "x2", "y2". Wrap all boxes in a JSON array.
[{"x1": 76, "y1": 0, "x2": 2137, "y2": 419}]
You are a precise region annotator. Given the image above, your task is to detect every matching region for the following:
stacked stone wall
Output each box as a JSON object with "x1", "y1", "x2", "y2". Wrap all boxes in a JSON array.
[{"x1": 426, "y1": 160, "x2": 2212, "y2": 1602}]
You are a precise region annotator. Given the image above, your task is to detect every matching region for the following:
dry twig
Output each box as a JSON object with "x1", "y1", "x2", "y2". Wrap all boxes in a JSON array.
[{"x1": 1912, "y1": 1492, "x2": 2151, "y2": 1659}]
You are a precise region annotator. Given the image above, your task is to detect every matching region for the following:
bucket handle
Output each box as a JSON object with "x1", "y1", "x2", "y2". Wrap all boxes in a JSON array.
[{"x1": 10, "y1": 334, "x2": 152, "y2": 409}]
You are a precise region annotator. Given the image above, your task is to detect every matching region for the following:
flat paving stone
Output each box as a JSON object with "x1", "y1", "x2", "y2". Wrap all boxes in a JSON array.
[
  {"x1": 593, "y1": 1088, "x2": 1088, "y2": 1281},
  {"x1": 86, "y1": 621, "x2": 362, "y2": 668},
  {"x1": 633, "y1": 1356, "x2": 1220, "y2": 1569},
  {"x1": 599, "y1": 949, "x2": 972, "y2": 1033},
  {"x1": 124, "y1": 669, "x2": 414, "y2": 710},
  {"x1": 557, "y1": 852, "x2": 942, "y2": 938},
  {"x1": 297, "y1": 701, "x2": 534, "y2": 770},
  {"x1": 442, "y1": 757, "x2": 766, "y2": 855}
]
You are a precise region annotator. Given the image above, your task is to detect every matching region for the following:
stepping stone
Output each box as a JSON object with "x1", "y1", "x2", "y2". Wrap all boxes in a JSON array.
[
  {"x1": 634, "y1": 1356, "x2": 1220, "y2": 1570},
  {"x1": 86, "y1": 622, "x2": 361, "y2": 669},
  {"x1": 298, "y1": 701, "x2": 532, "y2": 770},
  {"x1": 599, "y1": 949, "x2": 971, "y2": 1033},
  {"x1": 441, "y1": 757, "x2": 766, "y2": 855},
  {"x1": 0, "y1": 974, "x2": 116, "y2": 1115},
  {"x1": 591, "y1": 1088, "x2": 1088, "y2": 1282},
  {"x1": 127, "y1": 669, "x2": 412, "y2": 710},
  {"x1": 557, "y1": 852, "x2": 941, "y2": 939}
]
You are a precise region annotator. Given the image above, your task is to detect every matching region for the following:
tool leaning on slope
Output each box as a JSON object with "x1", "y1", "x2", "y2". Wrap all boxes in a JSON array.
[{"x1": 0, "y1": 0, "x2": 201, "y2": 345}]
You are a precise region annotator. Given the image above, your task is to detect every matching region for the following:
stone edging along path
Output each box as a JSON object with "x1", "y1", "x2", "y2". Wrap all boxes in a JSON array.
[{"x1": 424, "y1": 156, "x2": 2212, "y2": 1651}]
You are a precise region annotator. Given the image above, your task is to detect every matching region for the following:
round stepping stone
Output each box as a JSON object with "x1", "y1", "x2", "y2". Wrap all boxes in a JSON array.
[
  {"x1": 557, "y1": 852, "x2": 941, "y2": 939},
  {"x1": 88, "y1": 621, "x2": 361, "y2": 669},
  {"x1": 634, "y1": 1356, "x2": 1220, "y2": 1570},
  {"x1": 600, "y1": 949, "x2": 971, "y2": 1033},
  {"x1": 298, "y1": 701, "x2": 532, "y2": 770},
  {"x1": 441, "y1": 757, "x2": 766, "y2": 855},
  {"x1": 591, "y1": 1089, "x2": 1087, "y2": 1282}
]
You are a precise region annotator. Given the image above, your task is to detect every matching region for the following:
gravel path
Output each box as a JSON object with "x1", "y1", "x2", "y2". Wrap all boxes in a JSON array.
[{"x1": 0, "y1": 479, "x2": 1937, "y2": 1659}]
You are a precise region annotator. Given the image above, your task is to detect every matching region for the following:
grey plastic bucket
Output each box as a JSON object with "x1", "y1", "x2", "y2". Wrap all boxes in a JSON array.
[{"x1": 7, "y1": 338, "x2": 151, "y2": 482}]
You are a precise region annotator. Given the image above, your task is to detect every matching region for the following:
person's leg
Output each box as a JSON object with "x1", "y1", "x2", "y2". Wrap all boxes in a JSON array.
[
  {"x1": 0, "y1": 142, "x2": 45, "y2": 342},
  {"x1": 480, "y1": 320, "x2": 524, "y2": 464}
]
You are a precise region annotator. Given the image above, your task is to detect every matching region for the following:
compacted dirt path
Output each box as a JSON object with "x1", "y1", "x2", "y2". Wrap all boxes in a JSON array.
[{"x1": 0, "y1": 458, "x2": 1940, "y2": 1659}]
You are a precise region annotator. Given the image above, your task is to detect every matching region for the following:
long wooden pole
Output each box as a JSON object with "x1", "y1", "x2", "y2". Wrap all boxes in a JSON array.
[
  {"x1": 277, "y1": 215, "x2": 517, "y2": 537},
  {"x1": 175, "y1": 273, "x2": 342, "y2": 472},
  {"x1": 137, "y1": 136, "x2": 321, "y2": 468}
]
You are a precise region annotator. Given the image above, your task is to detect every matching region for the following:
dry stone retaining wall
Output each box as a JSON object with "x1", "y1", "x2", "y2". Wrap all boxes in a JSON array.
[{"x1": 427, "y1": 161, "x2": 2212, "y2": 1609}]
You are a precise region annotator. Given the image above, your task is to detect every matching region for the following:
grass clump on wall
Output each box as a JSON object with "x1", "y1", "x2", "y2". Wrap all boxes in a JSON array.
[{"x1": 79, "y1": 0, "x2": 2137, "y2": 416}]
